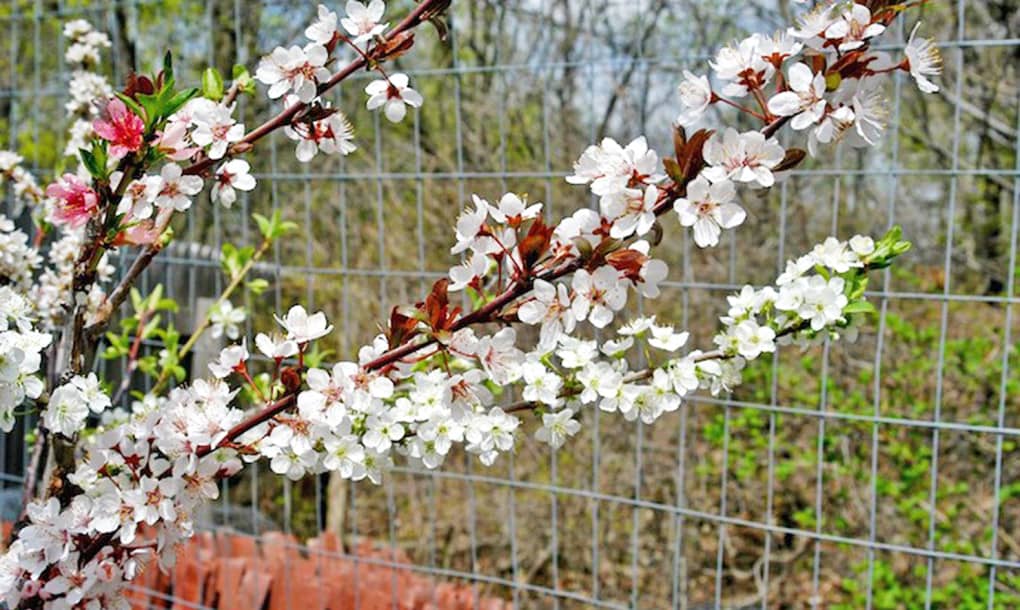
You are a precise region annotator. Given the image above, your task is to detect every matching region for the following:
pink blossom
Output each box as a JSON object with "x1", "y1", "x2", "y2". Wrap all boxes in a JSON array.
[
  {"x1": 156, "y1": 121, "x2": 201, "y2": 161},
  {"x1": 45, "y1": 173, "x2": 99, "y2": 228},
  {"x1": 113, "y1": 209, "x2": 172, "y2": 246},
  {"x1": 92, "y1": 98, "x2": 145, "y2": 159}
]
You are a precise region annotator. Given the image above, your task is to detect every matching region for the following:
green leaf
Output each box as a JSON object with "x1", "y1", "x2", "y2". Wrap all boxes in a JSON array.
[
  {"x1": 148, "y1": 284, "x2": 164, "y2": 309},
  {"x1": 232, "y1": 64, "x2": 256, "y2": 95},
  {"x1": 825, "y1": 72, "x2": 841, "y2": 92},
  {"x1": 844, "y1": 300, "x2": 877, "y2": 315},
  {"x1": 253, "y1": 213, "x2": 271, "y2": 239},
  {"x1": 78, "y1": 142, "x2": 108, "y2": 180},
  {"x1": 136, "y1": 92, "x2": 163, "y2": 126},
  {"x1": 220, "y1": 243, "x2": 239, "y2": 278},
  {"x1": 252, "y1": 210, "x2": 296, "y2": 241},
  {"x1": 202, "y1": 67, "x2": 225, "y2": 101},
  {"x1": 163, "y1": 50, "x2": 175, "y2": 82},
  {"x1": 142, "y1": 316, "x2": 162, "y2": 338},
  {"x1": 130, "y1": 287, "x2": 143, "y2": 312},
  {"x1": 164, "y1": 88, "x2": 199, "y2": 117},
  {"x1": 247, "y1": 278, "x2": 270, "y2": 295},
  {"x1": 114, "y1": 93, "x2": 147, "y2": 123},
  {"x1": 156, "y1": 298, "x2": 179, "y2": 313}
]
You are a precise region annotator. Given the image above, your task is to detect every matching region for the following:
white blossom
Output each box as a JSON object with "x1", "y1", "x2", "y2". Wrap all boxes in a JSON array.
[
  {"x1": 676, "y1": 71, "x2": 713, "y2": 126},
  {"x1": 571, "y1": 266, "x2": 627, "y2": 329},
  {"x1": 113, "y1": 173, "x2": 160, "y2": 220},
  {"x1": 190, "y1": 104, "x2": 244, "y2": 160},
  {"x1": 365, "y1": 73, "x2": 423, "y2": 123},
  {"x1": 283, "y1": 97, "x2": 357, "y2": 162},
  {"x1": 535, "y1": 408, "x2": 580, "y2": 449},
  {"x1": 212, "y1": 159, "x2": 257, "y2": 207},
  {"x1": 208, "y1": 343, "x2": 249, "y2": 379},
  {"x1": 517, "y1": 279, "x2": 576, "y2": 351},
  {"x1": 710, "y1": 34, "x2": 773, "y2": 98},
  {"x1": 256, "y1": 44, "x2": 331, "y2": 103},
  {"x1": 849, "y1": 235, "x2": 875, "y2": 257},
  {"x1": 731, "y1": 319, "x2": 776, "y2": 359},
  {"x1": 701, "y1": 128, "x2": 785, "y2": 188},
  {"x1": 306, "y1": 4, "x2": 339, "y2": 45},
  {"x1": 448, "y1": 253, "x2": 489, "y2": 292},
  {"x1": 824, "y1": 3, "x2": 884, "y2": 52},
  {"x1": 844, "y1": 81, "x2": 887, "y2": 148},
  {"x1": 606, "y1": 184, "x2": 659, "y2": 239},
  {"x1": 274, "y1": 305, "x2": 333, "y2": 344},
  {"x1": 487, "y1": 192, "x2": 542, "y2": 225},
  {"x1": 647, "y1": 324, "x2": 689, "y2": 352},
  {"x1": 154, "y1": 163, "x2": 204, "y2": 212},
  {"x1": 767, "y1": 63, "x2": 826, "y2": 129},
  {"x1": 904, "y1": 23, "x2": 942, "y2": 94},
  {"x1": 341, "y1": 0, "x2": 388, "y2": 43},
  {"x1": 521, "y1": 360, "x2": 563, "y2": 407},
  {"x1": 566, "y1": 136, "x2": 661, "y2": 200},
  {"x1": 673, "y1": 176, "x2": 744, "y2": 248},
  {"x1": 210, "y1": 300, "x2": 247, "y2": 340},
  {"x1": 44, "y1": 382, "x2": 90, "y2": 438}
]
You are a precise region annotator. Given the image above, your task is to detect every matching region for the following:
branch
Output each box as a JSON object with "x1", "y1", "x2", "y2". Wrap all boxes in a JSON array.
[
  {"x1": 83, "y1": 0, "x2": 449, "y2": 355},
  {"x1": 196, "y1": 393, "x2": 296, "y2": 458},
  {"x1": 182, "y1": 0, "x2": 448, "y2": 178},
  {"x1": 75, "y1": 392, "x2": 296, "y2": 570},
  {"x1": 85, "y1": 232, "x2": 168, "y2": 340}
]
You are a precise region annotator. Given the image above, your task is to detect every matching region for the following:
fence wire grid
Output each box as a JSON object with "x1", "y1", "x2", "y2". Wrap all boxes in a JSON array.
[{"x1": 2, "y1": 0, "x2": 1020, "y2": 609}]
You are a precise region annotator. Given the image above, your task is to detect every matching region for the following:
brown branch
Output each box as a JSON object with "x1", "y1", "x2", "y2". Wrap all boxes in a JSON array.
[
  {"x1": 196, "y1": 393, "x2": 296, "y2": 458},
  {"x1": 182, "y1": 0, "x2": 447, "y2": 178},
  {"x1": 85, "y1": 236, "x2": 166, "y2": 340},
  {"x1": 191, "y1": 56, "x2": 813, "y2": 476},
  {"x1": 84, "y1": 0, "x2": 449, "y2": 344},
  {"x1": 79, "y1": 0, "x2": 446, "y2": 332}
]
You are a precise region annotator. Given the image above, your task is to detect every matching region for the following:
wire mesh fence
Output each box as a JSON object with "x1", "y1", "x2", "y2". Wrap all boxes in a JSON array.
[{"x1": 1, "y1": 0, "x2": 1019, "y2": 608}]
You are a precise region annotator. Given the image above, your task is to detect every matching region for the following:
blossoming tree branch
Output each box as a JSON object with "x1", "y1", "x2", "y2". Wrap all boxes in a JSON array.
[{"x1": 0, "y1": 0, "x2": 940, "y2": 607}]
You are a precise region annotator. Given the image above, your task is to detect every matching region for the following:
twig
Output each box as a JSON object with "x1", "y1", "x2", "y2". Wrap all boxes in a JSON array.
[
  {"x1": 150, "y1": 236, "x2": 271, "y2": 394},
  {"x1": 85, "y1": 228, "x2": 169, "y2": 340},
  {"x1": 181, "y1": 0, "x2": 447, "y2": 178}
]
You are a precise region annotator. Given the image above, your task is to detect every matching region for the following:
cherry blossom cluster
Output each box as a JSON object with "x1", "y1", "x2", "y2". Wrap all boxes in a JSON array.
[
  {"x1": 0, "y1": 23, "x2": 118, "y2": 334},
  {"x1": 0, "y1": 152, "x2": 45, "y2": 218},
  {"x1": 0, "y1": 221, "x2": 904, "y2": 609},
  {"x1": 677, "y1": 1, "x2": 942, "y2": 155},
  {"x1": 257, "y1": 0, "x2": 422, "y2": 161},
  {"x1": 29, "y1": 230, "x2": 115, "y2": 332},
  {"x1": 0, "y1": 215, "x2": 41, "y2": 291},
  {"x1": 0, "y1": 1, "x2": 936, "y2": 607},
  {"x1": 0, "y1": 288, "x2": 50, "y2": 434},
  {"x1": 0, "y1": 169, "x2": 113, "y2": 335},
  {"x1": 0, "y1": 376, "x2": 245, "y2": 609},
  {"x1": 63, "y1": 20, "x2": 114, "y2": 158}
]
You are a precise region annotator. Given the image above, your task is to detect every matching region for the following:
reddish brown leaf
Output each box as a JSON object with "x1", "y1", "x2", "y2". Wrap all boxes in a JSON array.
[
  {"x1": 678, "y1": 129, "x2": 714, "y2": 185},
  {"x1": 418, "y1": 278, "x2": 461, "y2": 332},
  {"x1": 606, "y1": 248, "x2": 648, "y2": 281},
  {"x1": 517, "y1": 217, "x2": 553, "y2": 269},
  {"x1": 279, "y1": 367, "x2": 302, "y2": 395},
  {"x1": 663, "y1": 157, "x2": 684, "y2": 184},
  {"x1": 371, "y1": 31, "x2": 416, "y2": 62},
  {"x1": 672, "y1": 124, "x2": 687, "y2": 160},
  {"x1": 774, "y1": 148, "x2": 807, "y2": 172},
  {"x1": 386, "y1": 305, "x2": 419, "y2": 348},
  {"x1": 123, "y1": 73, "x2": 155, "y2": 98}
]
